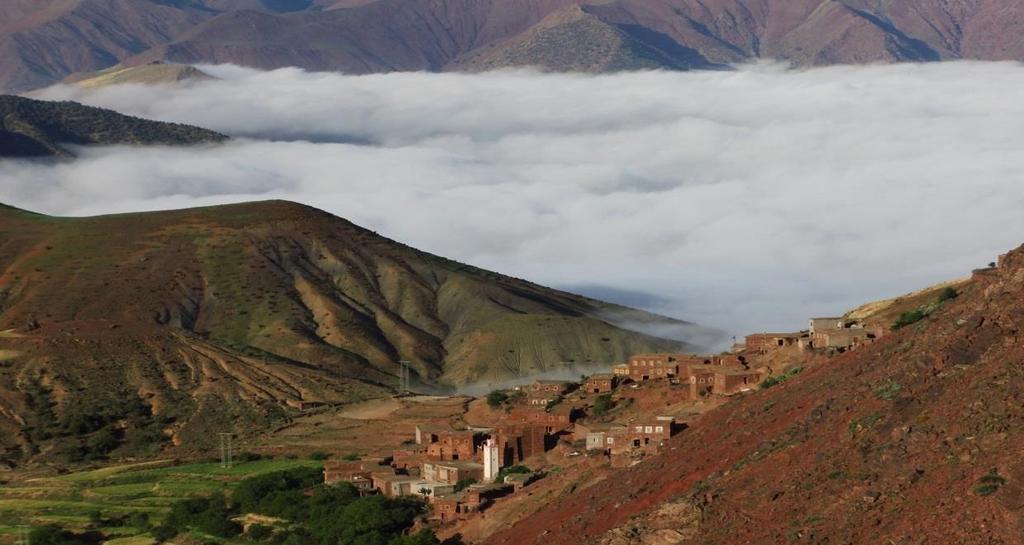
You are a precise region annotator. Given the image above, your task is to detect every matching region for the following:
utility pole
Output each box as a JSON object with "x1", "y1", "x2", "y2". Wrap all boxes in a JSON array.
[
  {"x1": 218, "y1": 433, "x2": 233, "y2": 468},
  {"x1": 398, "y1": 360, "x2": 411, "y2": 392}
]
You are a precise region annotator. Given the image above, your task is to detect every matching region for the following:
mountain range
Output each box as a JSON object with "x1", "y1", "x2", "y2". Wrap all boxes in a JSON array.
[
  {"x1": 0, "y1": 200, "x2": 690, "y2": 461},
  {"x1": 3, "y1": 0, "x2": 1024, "y2": 92}
]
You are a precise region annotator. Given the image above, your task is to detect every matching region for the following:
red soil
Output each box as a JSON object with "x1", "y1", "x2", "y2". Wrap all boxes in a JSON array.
[{"x1": 482, "y1": 245, "x2": 1024, "y2": 545}]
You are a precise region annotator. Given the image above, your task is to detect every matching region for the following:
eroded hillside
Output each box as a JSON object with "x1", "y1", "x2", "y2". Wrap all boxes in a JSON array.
[{"x1": 0, "y1": 200, "x2": 690, "y2": 464}]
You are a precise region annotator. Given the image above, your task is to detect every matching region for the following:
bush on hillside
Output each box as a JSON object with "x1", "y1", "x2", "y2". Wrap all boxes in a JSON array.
[
  {"x1": 592, "y1": 394, "x2": 614, "y2": 416},
  {"x1": 760, "y1": 367, "x2": 804, "y2": 389},
  {"x1": 486, "y1": 390, "x2": 509, "y2": 407},
  {"x1": 938, "y1": 287, "x2": 959, "y2": 302},
  {"x1": 892, "y1": 309, "x2": 926, "y2": 330}
]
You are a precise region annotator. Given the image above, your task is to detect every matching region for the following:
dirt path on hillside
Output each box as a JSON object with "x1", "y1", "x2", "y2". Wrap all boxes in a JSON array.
[{"x1": 334, "y1": 398, "x2": 403, "y2": 420}]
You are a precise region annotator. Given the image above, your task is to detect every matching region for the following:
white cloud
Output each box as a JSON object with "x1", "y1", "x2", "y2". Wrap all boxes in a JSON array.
[{"x1": 6, "y1": 62, "x2": 1024, "y2": 344}]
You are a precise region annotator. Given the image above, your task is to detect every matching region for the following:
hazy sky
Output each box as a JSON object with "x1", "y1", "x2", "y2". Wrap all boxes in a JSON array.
[{"x1": 6, "y1": 62, "x2": 1024, "y2": 345}]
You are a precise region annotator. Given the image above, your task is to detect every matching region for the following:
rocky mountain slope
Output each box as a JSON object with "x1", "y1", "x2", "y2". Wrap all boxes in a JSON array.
[
  {"x1": 482, "y1": 249, "x2": 1024, "y2": 544},
  {"x1": 64, "y1": 62, "x2": 215, "y2": 89},
  {"x1": 0, "y1": 95, "x2": 226, "y2": 158},
  {"x1": 0, "y1": 201, "x2": 690, "y2": 463},
  {"x1": 4, "y1": 0, "x2": 1024, "y2": 92}
]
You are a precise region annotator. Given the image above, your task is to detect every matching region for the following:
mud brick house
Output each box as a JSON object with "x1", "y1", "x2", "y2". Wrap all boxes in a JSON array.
[
  {"x1": 622, "y1": 416, "x2": 675, "y2": 454},
  {"x1": 493, "y1": 424, "x2": 548, "y2": 465},
  {"x1": 710, "y1": 369, "x2": 764, "y2": 395},
  {"x1": 628, "y1": 353, "x2": 690, "y2": 380},
  {"x1": 744, "y1": 332, "x2": 804, "y2": 354},
  {"x1": 530, "y1": 380, "x2": 571, "y2": 395},
  {"x1": 583, "y1": 373, "x2": 616, "y2": 394},
  {"x1": 421, "y1": 460, "x2": 484, "y2": 485},
  {"x1": 420, "y1": 428, "x2": 482, "y2": 461},
  {"x1": 809, "y1": 317, "x2": 848, "y2": 335},
  {"x1": 818, "y1": 328, "x2": 873, "y2": 351},
  {"x1": 509, "y1": 405, "x2": 580, "y2": 434},
  {"x1": 687, "y1": 365, "x2": 764, "y2": 396},
  {"x1": 581, "y1": 423, "x2": 627, "y2": 454},
  {"x1": 687, "y1": 365, "x2": 719, "y2": 396},
  {"x1": 373, "y1": 474, "x2": 422, "y2": 498},
  {"x1": 323, "y1": 460, "x2": 393, "y2": 491},
  {"x1": 430, "y1": 489, "x2": 485, "y2": 522},
  {"x1": 431, "y1": 495, "x2": 467, "y2": 522},
  {"x1": 527, "y1": 392, "x2": 555, "y2": 406},
  {"x1": 391, "y1": 447, "x2": 426, "y2": 471},
  {"x1": 415, "y1": 425, "x2": 445, "y2": 445},
  {"x1": 525, "y1": 379, "x2": 572, "y2": 406}
]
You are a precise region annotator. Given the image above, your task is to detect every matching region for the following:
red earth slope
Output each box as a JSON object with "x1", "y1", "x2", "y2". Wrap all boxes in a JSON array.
[{"x1": 483, "y1": 247, "x2": 1024, "y2": 544}]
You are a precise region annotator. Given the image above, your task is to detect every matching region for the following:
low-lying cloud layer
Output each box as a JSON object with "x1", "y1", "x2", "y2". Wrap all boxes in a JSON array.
[{"x1": 7, "y1": 62, "x2": 1024, "y2": 344}]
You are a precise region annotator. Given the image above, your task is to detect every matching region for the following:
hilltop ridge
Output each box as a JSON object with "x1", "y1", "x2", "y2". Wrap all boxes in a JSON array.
[{"x1": 0, "y1": 95, "x2": 227, "y2": 158}]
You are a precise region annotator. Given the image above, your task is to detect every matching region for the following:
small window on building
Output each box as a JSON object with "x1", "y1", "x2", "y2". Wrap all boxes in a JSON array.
[
  {"x1": 655, "y1": 426, "x2": 663, "y2": 433},
  {"x1": 634, "y1": 426, "x2": 643, "y2": 433},
  {"x1": 644, "y1": 426, "x2": 653, "y2": 433}
]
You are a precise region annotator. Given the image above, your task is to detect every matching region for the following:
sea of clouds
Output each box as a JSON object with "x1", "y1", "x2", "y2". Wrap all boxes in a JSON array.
[{"x1": 5, "y1": 61, "x2": 1024, "y2": 346}]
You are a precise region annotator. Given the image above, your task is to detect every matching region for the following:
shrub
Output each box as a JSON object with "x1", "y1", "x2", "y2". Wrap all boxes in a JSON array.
[
  {"x1": 938, "y1": 287, "x2": 959, "y2": 302},
  {"x1": 873, "y1": 381, "x2": 902, "y2": 401},
  {"x1": 761, "y1": 367, "x2": 804, "y2": 389},
  {"x1": 341, "y1": 452, "x2": 361, "y2": 461},
  {"x1": 892, "y1": 309, "x2": 926, "y2": 330},
  {"x1": 151, "y1": 524, "x2": 178, "y2": 543},
  {"x1": 247, "y1": 524, "x2": 274, "y2": 541},
  {"x1": 309, "y1": 451, "x2": 330, "y2": 461},
  {"x1": 453, "y1": 478, "x2": 476, "y2": 492},
  {"x1": 592, "y1": 394, "x2": 613, "y2": 416},
  {"x1": 976, "y1": 468, "x2": 1007, "y2": 496},
  {"x1": 485, "y1": 391, "x2": 509, "y2": 407},
  {"x1": 125, "y1": 512, "x2": 150, "y2": 530},
  {"x1": 236, "y1": 451, "x2": 263, "y2": 462}
]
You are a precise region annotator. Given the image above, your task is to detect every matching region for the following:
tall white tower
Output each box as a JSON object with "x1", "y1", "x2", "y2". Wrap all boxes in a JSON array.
[{"x1": 482, "y1": 437, "x2": 500, "y2": 482}]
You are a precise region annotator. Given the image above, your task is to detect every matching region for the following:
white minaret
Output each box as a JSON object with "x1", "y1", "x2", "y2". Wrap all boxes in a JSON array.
[{"x1": 482, "y1": 437, "x2": 500, "y2": 482}]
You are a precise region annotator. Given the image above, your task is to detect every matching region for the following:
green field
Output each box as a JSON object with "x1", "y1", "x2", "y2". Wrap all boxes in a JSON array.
[{"x1": 0, "y1": 458, "x2": 322, "y2": 544}]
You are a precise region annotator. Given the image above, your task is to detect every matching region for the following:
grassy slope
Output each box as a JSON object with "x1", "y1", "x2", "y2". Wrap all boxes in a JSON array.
[{"x1": 0, "y1": 200, "x2": 689, "y2": 460}]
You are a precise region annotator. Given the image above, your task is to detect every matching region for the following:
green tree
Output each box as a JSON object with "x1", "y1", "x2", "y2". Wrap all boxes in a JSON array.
[{"x1": 486, "y1": 391, "x2": 509, "y2": 407}]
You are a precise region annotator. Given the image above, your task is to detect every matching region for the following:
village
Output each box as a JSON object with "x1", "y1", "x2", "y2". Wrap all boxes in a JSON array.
[{"x1": 319, "y1": 314, "x2": 887, "y2": 527}]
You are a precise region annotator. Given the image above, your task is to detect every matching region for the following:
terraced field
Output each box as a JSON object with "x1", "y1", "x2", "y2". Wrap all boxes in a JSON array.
[{"x1": 0, "y1": 458, "x2": 322, "y2": 544}]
